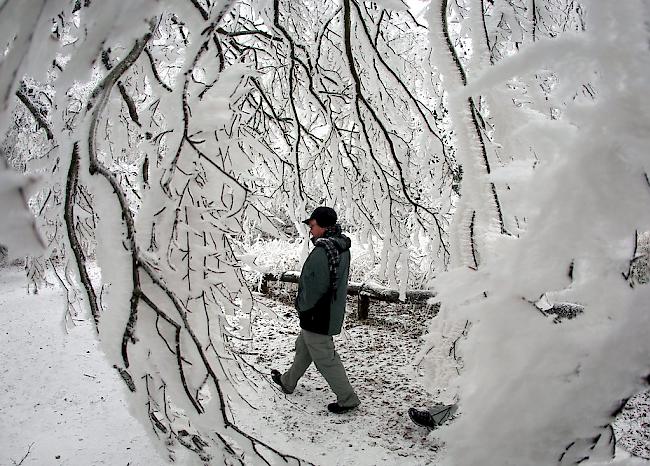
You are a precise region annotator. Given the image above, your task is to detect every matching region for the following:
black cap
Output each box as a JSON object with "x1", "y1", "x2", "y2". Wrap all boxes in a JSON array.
[{"x1": 302, "y1": 206, "x2": 337, "y2": 227}]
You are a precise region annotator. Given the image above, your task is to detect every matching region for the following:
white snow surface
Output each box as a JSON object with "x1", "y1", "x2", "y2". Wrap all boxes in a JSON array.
[{"x1": 0, "y1": 266, "x2": 165, "y2": 466}]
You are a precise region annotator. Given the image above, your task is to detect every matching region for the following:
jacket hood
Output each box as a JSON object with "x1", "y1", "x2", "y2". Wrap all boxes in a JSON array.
[{"x1": 330, "y1": 234, "x2": 351, "y2": 252}]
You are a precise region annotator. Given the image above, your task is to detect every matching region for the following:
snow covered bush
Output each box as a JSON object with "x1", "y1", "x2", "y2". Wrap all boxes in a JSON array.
[
  {"x1": 417, "y1": 1, "x2": 650, "y2": 465},
  {"x1": 237, "y1": 237, "x2": 303, "y2": 288},
  {"x1": 238, "y1": 230, "x2": 434, "y2": 296}
]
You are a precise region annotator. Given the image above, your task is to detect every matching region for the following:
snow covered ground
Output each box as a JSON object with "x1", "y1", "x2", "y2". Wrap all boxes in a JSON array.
[
  {"x1": 1, "y1": 265, "x2": 648, "y2": 465},
  {"x1": 0, "y1": 266, "x2": 165, "y2": 466},
  {"x1": 230, "y1": 287, "x2": 443, "y2": 465}
]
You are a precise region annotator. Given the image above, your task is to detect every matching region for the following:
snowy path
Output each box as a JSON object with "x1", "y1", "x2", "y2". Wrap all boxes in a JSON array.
[
  {"x1": 230, "y1": 289, "x2": 444, "y2": 465},
  {"x1": 0, "y1": 267, "x2": 164, "y2": 466}
]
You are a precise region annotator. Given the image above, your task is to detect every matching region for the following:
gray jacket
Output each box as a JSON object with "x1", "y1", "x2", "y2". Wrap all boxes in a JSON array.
[{"x1": 295, "y1": 234, "x2": 351, "y2": 335}]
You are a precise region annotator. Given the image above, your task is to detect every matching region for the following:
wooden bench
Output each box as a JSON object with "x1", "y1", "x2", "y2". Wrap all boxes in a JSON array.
[{"x1": 260, "y1": 272, "x2": 436, "y2": 319}]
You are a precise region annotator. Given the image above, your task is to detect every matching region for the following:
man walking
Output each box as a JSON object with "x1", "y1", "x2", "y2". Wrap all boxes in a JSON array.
[{"x1": 271, "y1": 206, "x2": 360, "y2": 413}]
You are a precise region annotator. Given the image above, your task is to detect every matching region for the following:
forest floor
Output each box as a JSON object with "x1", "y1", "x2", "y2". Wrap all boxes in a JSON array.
[
  {"x1": 0, "y1": 265, "x2": 164, "y2": 466},
  {"x1": 0, "y1": 265, "x2": 648, "y2": 465},
  {"x1": 230, "y1": 283, "x2": 444, "y2": 465}
]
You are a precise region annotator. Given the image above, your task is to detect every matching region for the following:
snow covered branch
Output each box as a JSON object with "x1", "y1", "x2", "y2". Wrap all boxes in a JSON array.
[
  {"x1": 15, "y1": 83, "x2": 54, "y2": 140},
  {"x1": 63, "y1": 143, "x2": 101, "y2": 329}
]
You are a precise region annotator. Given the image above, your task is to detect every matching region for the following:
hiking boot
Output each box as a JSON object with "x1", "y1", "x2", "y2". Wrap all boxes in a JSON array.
[
  {"x1": 327, "y1": 402, "x2": 359, "y2": 414},
  {"x1": 408, "y1": 403, "x2": 457, "y2": 428},
  {"x1": 270, "y1": 369, "x2": 292, "y2": 394}
]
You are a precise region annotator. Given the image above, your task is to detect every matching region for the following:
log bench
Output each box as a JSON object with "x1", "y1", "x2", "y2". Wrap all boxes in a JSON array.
[{"x1": 260, "y1": 272, "x2": 437, "y2": 319}]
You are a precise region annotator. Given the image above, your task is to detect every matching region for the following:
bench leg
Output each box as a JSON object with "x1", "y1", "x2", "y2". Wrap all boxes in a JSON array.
[{"x1": 358, "y1": 293, "x2": 370, "y2": 320}]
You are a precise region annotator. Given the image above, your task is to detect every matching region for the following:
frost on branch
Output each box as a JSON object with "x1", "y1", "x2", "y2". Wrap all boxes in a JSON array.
[
  {"x1": 2, "y1": 0, "x2": 309, "y2": 463},
  {"x1": 419, "y1": 1, "x2": 650, "y2": 465}
]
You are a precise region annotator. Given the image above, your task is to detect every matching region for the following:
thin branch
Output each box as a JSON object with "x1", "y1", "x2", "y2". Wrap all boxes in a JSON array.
[
  {"x1": 273, "y1": 0, "x2": 306, "y2": 200},
  {"x1": 622, "y1": 230, "x2": 638, "y2": 286},
  {"x1": 117, "y1": 81, "x2": 141, "y2": 126},
  {"x1": 64, "y1": 143, "x2": 101, "y2": 329},
  {"x1": 139, "y1": 261, "x2": 306, "y2": 464},
  {"x1": 352, "y1": 1, "x2": 449, "y2": 163},
  {"x1": 344, "y1": 0, "x2": 448, "y2": 252},
  {"x1": 189, "y1": 0, "x2": 209, "y2": 21},
  {"x1": 480, "y1": 0, "x2": 495, "y2": 65},
  {"x1": 11, "y1": 442, "x2": 34, "y2": 466},
  {"x1": 144, "y1": 47, "x2": 173, "y2": 93},
  {"x1": 86, "y1": 29, "x2": 153, "y2": 361},
  {"x1": 15, "y1": 83, "x2": 54, "y2": 140},
  {"x1": 441, "y1": 0, "x2": 467, "y2": 86},
  {"x1": 469, "y1": 209, "x2": 478, "y2": 268}
]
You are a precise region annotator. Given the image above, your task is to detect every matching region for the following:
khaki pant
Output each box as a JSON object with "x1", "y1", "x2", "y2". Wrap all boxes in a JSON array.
[{"x1": 280, "y1": 329, "x2": 360, "y2": 408}]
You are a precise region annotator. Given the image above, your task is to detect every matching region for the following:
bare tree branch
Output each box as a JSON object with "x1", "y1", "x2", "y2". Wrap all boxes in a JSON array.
[
  {"x1": 15, "y1": 83, "x2": 54, "y2": 140},
  {"x1": 64, "y1": 143, "x2": 100, "y2": 330}
]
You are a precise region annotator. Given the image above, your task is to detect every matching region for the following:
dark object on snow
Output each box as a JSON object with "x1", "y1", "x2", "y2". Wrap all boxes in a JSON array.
[
  {"x1": 302, "y1": 206, "x2": 337, "y2": 227},
  {"x1": 271, "y1": 369, "x2": 292, "y2": 394},
  {"x1": 408, "y1": 404, "x2": 457, "y2": 428},
  {"x1": 558, "y1": 424, "x2": 616, "y2": 465},
  {"x1": 113, "y1": 365, "x2": 136, "y2": 392},
  {"x1": 543, "y1": 302, "x2": 585, "y2": 324},
  {"x1": 528, "y1": 296, "x2": 586, "y2": 324},
  {"x1": 327, "y1": 402, "x2": 358, "y2": 414}
]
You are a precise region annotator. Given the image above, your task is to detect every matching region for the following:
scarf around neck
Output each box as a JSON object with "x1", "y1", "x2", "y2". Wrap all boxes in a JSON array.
[{"x1": 312, "y1": 224, "x2": 345, "y2": 291}]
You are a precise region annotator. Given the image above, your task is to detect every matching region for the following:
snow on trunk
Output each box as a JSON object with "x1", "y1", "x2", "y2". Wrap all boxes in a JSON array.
[{"x1": 428, "y1": 0, "x2": 500, "y2": 270}]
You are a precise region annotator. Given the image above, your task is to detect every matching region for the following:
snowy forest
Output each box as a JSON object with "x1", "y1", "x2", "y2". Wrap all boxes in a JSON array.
[{"x1": 1, "y1": 0, "x2": 649, "y2": 465}]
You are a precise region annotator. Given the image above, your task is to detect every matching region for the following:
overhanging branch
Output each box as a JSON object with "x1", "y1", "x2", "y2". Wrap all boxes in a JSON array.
[{"x1": 16, "y1": 83, "x2": 54, "y2": 140}]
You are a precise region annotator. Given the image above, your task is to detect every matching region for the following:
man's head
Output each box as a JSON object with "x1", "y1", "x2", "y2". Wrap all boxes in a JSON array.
[{"x1": 303, "y1": 206, "x2": 337, "y2": 239}]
